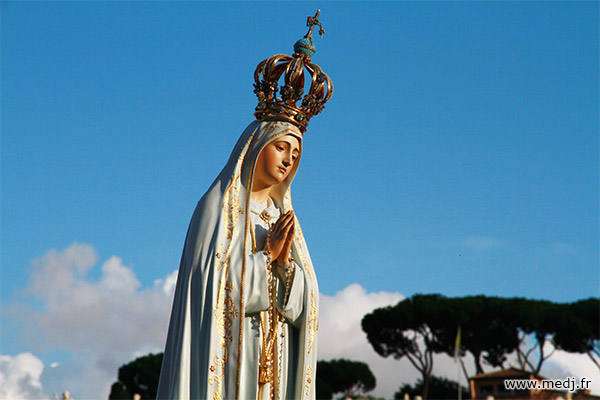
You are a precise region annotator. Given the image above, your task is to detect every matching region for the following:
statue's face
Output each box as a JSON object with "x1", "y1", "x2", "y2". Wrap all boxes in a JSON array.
[{"x1": 254, "y1": 134, "x2": 300, "y2": 188}]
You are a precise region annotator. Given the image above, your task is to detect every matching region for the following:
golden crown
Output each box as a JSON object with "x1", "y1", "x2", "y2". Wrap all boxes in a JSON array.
[{"x1": 253, "y1": 10, "x2": 333, "y2": 133}]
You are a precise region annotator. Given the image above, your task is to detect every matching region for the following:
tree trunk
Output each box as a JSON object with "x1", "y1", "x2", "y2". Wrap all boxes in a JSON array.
[{"x1": 422, "y1": 372, "x2": 430, "y2": 400}]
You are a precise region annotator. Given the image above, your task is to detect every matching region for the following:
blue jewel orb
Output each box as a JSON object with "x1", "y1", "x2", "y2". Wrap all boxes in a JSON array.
[{"x1": 294, "y1": 37, "x2": 315, "y2": 58}]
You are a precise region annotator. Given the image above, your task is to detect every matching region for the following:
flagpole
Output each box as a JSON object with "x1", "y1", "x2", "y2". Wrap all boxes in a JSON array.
[
  {"x1": 454, "y1": 326, "x2": 462, "y2": 400},
  {"x1": 458, "y1": 357, "x2": 462, "y2": 400}
]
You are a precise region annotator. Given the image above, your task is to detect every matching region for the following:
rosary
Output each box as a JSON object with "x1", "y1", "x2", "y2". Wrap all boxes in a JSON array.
[{"x1": 258, "y1": 220, "x2": 294, "y2": 400}]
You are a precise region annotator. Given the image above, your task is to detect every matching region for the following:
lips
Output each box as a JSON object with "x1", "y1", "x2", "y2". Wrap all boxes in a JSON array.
[{"x1": 278, "y1": 167, "x2": 287, "y2": 174}]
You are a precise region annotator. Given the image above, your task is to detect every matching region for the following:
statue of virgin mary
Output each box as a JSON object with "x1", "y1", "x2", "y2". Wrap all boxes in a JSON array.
[{"x1": 156, "y1": 11, "x2": 332, "y2": 400}]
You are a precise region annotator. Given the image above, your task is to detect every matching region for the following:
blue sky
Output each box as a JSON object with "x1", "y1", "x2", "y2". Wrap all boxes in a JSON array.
[{"x1": 1, "y1": 1, "x2": 598, "y2": 399}]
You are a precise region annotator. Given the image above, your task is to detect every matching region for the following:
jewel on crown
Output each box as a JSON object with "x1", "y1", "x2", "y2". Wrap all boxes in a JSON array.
[{"x1": 253, "y1": 10, "x2": 333, "y2": 133}]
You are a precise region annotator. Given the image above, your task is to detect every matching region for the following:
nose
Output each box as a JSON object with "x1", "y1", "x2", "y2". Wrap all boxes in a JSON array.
[{"x1": 282, "y1": 153, "x2": 292, "y2": 167}]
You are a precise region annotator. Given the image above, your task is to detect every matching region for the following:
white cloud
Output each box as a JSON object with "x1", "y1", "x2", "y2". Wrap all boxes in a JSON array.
[
  {"x1": 318, "y1": 283, "x2": 408, "y2": 398},
  {"x1": 537, "y1": 342, "x2": 600, "y2": 394},
  {"x1": 99, "y1": 256, "x2": 141, "y2": 294},
  {"x1": 26, "y1": 242, "x2": 98, "y2": 307},
  {"x1": 154, "y1": 269, "x2": 178, "y2": 297},
  {"x1": 317, "y1": 285, "x2": 482, "y2": 398},
  {"x1": 6, "y1": 243, "x2": 176, "y2": 399},
  {"x1": 0, "y1": 353, "x2": 49, "y2": 400}
]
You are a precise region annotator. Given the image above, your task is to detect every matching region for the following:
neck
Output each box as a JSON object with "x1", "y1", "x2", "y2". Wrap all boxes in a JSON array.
[{"x1": 251, "y1": 186, "x2": 271, "y2": 205}]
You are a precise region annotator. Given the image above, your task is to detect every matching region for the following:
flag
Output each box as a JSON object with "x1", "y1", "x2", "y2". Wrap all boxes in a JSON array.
[{"x1": 453, "y1": 325, "x2": 461, "y2": 362}]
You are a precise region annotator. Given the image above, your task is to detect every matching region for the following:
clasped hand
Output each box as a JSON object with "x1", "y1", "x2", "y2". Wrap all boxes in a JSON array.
[{"x1": 265, "y1": 210, "x2": 295, "y2": 266}]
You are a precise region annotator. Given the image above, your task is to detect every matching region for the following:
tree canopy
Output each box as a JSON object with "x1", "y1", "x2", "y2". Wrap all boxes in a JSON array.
[
  {"x1": 108, "y1": 353, "x2": 163, "y2": 400},
  {"x1": 316, "y1": 359, "x2": 376, "y2": 400},
  {"x1": 362, "y1": 294, "x2": 599, "y2": 400},
  {"x1": 361, "y1": 294, "x2": 446, "y2": 400}
]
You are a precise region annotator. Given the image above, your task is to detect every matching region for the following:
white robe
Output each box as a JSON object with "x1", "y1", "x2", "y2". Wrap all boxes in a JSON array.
[
  {"x1": 157, "y1": 121, "x2": 319, "y2": 400},
  {"x1": 243, "y1": 197, "x2": 306, "y2": 400}
]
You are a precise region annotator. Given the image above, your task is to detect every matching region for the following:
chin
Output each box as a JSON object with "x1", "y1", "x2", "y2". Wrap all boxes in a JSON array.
[
  {"x1": 271, "y1": 172, "x2": 288, "y2": 183},
  {"x1": 266, "y1": 175, "x2": 283, "y2": 185}
]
